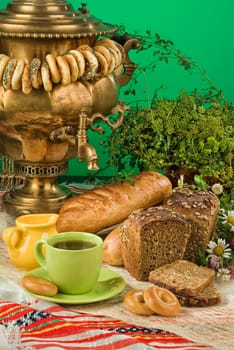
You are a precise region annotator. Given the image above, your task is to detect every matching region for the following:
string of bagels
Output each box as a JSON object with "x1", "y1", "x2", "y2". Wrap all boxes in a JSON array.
[{"x1": 0, "y1": 38, "x2": 123, "y2": 94}]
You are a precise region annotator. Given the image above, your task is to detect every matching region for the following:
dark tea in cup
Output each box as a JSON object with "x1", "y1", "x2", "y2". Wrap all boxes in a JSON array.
[{"x1": 53, "y1": 240, "x2": 96, "y2": 250}]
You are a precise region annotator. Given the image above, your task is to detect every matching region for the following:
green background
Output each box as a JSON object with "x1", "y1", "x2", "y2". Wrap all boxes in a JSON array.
[{"x1": 1, "y1": 0, "x2": 233, "y2": 177}]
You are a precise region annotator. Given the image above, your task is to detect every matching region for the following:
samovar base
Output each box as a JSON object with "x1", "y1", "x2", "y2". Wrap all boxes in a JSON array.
[{"x1": 2, "y1": 161, "x2": 72, "y2": 217}]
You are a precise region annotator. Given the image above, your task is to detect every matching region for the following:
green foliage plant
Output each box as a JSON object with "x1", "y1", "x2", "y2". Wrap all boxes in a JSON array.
[{"x1": 110, "y1": 91, "x2": 234, "y2": 191}]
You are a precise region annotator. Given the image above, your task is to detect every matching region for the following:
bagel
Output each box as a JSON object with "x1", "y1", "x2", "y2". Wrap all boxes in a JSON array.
[
  {"x1": 11, "y1": 59, "x2": 25, "y2": 90},
  {"x1": 107, "y1": 46, "x2": 119, "y2": 71},
  {"x1": 22, "y1": 62, "x2": 32, "y2": 94},
  {"x1": 93, "y1": 45, "x2": 112, "y2": 66},
  {"x1": 123, "y1": 290, "x2": 155, "y2": 316},
  {"x1": 30, "y1": 57, "x2": 42, "y2": 89},
  {"x1": 78, "y1": 44, "x2": 98, "y2": 79},
  {"x1": 2, "y1": 58, "x2": 17, "y2": 90},
  {"x1": 0, "y1": 55, "x2": 11, "y2": 82},
  {"x1": 97, "y1": 38, "x2": 122, "y2": 67},
  {"x1": 56, "y1": 55, "x2": 71, "y2": 85},
  {"x1": 45, "y1": 53, "x2": 61, "y2": 83},
  {"x1": 93, "y1": 50, "x2": 109, "y2": 76},
  {"x1": 93, "y1": 44, "x2": 115, "y2": 74},
  {"x1": 21, "y1": 275, "x2": 58, "y2": 297},
  {"x1": 144, "y1": 286, "x2": 181, "y2": 317},
  {"x1": 64, "y1": 53, "x2": 79, "y2": 82},
  {"x1": 68, "y1": 49, "x2": 85, "y2": 78},
  {"x1": 106, "y1": 48, "x2": 116, "y2": 73},
  {"x1": 41, "y1": 60, "x2": 53, "y2": 92}
]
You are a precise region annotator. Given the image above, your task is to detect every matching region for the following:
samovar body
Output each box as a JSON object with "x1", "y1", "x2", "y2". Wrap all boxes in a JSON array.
[{"x1": 0, "y1": 0, "x2": 138, "y2": 216}]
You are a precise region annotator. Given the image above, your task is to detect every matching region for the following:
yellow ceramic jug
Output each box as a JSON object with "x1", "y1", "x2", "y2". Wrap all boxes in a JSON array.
[{"x1": 2, "y1": 213, "x2": 59, "y2": 270}]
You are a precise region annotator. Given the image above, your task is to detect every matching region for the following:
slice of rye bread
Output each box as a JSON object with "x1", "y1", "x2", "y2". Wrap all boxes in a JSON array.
[
  {"x1": 120, "y1": 207, "x2": 192, "y2": 281},
  {"x1": 176, "y1": 284, "x2": 221, "y2": 307},
  {"x1": 148, "y1": 260, "x2": 215, "y2": 296}
]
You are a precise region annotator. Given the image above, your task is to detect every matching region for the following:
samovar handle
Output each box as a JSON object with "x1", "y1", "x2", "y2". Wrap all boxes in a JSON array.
[{"x1": 115, "y1": 38, "x2": 140, "y2": 87}]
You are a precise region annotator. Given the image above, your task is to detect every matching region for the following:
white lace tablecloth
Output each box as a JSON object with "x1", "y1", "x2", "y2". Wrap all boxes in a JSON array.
[{"x1": 0, "y1": 211, "x2": 234, "y2": 350}]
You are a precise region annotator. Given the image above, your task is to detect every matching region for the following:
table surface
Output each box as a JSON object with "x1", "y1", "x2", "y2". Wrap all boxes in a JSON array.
[{"x1": 0, "y1": 210, "x2": 234, "y2": 350}]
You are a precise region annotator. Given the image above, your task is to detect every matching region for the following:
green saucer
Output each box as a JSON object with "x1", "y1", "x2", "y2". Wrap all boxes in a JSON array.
[{"x1": 23, "y1": 266, "x2": 125, "y2": 304}]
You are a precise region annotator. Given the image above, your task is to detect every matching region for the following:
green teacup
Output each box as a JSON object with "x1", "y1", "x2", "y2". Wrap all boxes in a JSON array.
[{"x1": 34, "y1": 232, "x2": 103, "y2": 295}]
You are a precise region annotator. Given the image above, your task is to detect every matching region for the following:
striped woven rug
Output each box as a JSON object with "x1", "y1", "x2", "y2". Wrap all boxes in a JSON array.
[{"x1": 0, "y1": 301, "x2": 210, "y2": 349}]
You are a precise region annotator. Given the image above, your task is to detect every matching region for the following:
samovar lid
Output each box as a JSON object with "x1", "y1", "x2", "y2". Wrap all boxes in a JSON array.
[{"x1": 0, "y1": 0, "x2": 117, "y2": 38}]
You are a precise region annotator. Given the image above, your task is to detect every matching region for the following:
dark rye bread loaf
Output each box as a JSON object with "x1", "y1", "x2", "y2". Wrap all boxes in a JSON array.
[
  {"x1": 176, "y1": 284, "x2": 221, "y2": 307},
  {"x1": 148, "y1": 260, "x2": 215, "y2": 296},
  {"x1": 119, "y1": 207, "x2": 191, "y2": 281},
  {"x1": 163, "y1": 187, "x2": 220, "y2": 262}
]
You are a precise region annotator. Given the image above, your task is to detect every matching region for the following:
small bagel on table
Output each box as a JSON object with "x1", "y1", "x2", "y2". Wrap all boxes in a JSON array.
[
  {"x1": 144, "y1": 285, "x2": 181, "y2": 317},
  {"x1": 21, "y1": 275, "x2": 58, "y2": 297},
  {"x1": 124, "y1": 285, "x2": 181, "y2": 317},
  {"x1": 124, "y1": 289, "x2": 155, "y2": 316}
]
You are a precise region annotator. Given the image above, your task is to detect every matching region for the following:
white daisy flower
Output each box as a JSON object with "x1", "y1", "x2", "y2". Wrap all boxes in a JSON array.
[
  {"x1": 211, "y1": 183, "x2": 223, "y2": 195},
  {"x1": 219, "y1": 210, "x2": 234, "y2": 225},
  {"x1": 216, "y1": 268, "x2": 231, "y2": 281},
  {"x1": 207, "y1": 238, "x2": 232, "y2": 259}
]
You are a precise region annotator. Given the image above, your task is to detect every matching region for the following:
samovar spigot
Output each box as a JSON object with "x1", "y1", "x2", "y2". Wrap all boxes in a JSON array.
[{"x1": 77, "y1": 110, "x2": 99, "y2": 171}]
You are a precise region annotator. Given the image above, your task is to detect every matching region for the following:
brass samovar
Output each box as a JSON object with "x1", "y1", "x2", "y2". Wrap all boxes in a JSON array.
[{"x1": 0, "y1": 0, "x2": 138, "y2": 216}]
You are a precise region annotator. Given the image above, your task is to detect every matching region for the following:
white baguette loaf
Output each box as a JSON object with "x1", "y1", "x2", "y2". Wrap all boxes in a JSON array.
[{"x1": 56, "y1": 171, "x2": 172, "y2": 233}]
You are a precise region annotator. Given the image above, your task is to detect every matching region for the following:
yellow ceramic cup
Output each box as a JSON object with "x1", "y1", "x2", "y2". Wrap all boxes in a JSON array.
[{"x1": 2, "y1": 213, "x2": 59, "y2": 270}]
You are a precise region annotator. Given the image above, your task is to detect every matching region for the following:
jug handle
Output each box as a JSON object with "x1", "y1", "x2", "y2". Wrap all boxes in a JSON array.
[
  {"x1": 2, "y1": 227, "x2": 22, "y2": 248},
  {"x1": 34, "y1": 239, "x2": 47, "y2": 270}
]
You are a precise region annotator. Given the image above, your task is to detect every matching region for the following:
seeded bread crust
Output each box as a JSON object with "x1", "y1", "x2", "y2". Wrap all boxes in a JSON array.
[
  {"x1": 148, "y1": 260, "x2": 215, "y2": 296},
  {"x1": 176, "y1": 284, "x2": 221, "y2": 307},
  {"x1": 163, "y1": 187, "x2": 220, "y2": 262},
  {"x1": 120, "y1": 207, "x2": 191, "y2": 281}
]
